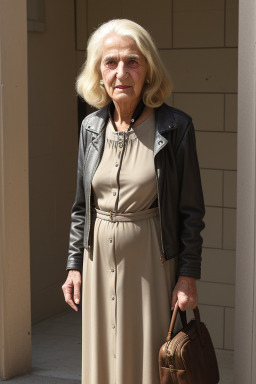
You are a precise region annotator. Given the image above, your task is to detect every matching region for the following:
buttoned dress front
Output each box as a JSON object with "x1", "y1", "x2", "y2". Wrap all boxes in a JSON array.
[{"x1": 81, "y1": 112, "x2": 179, "y2": 384}]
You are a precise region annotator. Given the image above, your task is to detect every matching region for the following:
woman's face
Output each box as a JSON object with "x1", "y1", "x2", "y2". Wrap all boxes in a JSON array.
[{"x1": 100, "y1": 34, "x2": 148, "y2": 107}]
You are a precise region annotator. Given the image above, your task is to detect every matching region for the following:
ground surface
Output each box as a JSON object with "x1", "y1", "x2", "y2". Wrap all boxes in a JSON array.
[{"x1": 1, "y1": 309, "x2": 233, "y2": 383}]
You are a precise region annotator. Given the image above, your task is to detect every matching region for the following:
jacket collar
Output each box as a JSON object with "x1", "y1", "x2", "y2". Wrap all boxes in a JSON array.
[
  {"x1": 85, "y1": 102, "x2": 178, "y2": 134},
  {"x1": 155, "y1": 103, "x2": 177, "y2": 133}
]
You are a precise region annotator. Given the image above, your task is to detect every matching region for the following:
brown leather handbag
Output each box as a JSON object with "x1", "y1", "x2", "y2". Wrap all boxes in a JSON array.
[{"x1": 159, "y1": 301, "x2": 220, "y2": 384}]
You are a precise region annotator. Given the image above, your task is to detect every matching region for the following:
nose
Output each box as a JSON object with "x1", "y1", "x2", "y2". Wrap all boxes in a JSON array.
[{"x1": 116, "y1": 61, "x2": 128, "y2": 80}]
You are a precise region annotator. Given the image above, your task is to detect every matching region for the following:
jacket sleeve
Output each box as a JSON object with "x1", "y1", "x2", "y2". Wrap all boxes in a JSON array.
[
  {"x1": 175, "y1": 119, "x2": 205, "y2": 279},
  {"x1": 66, "y1": 123, "x2": 87, "y2": 273}
]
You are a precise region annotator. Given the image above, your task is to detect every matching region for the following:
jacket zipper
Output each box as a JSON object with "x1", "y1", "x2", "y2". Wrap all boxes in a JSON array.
[
  {"x1": 154, "y1": 162, "x2": 165, "y2": 263},
  {"x1": 88, "y1": 183, "x2": 92, "y2": 248},
  {"x1": 86, "y1": 129, "x2": 106, "y2": 248},
  {"x1": 87, "y1": 160, "x2": 100, "y2": 248}
]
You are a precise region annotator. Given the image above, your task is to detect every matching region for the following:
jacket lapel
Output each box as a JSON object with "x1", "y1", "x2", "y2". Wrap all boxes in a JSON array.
[
  {"x1": 154, "y1": 103, "x2": 177, "y2": 157},
  {"x1": 84, "y1": 102, "x2": 178, "y2": 157},
  {"x1": 84, "y1": 104, "x2": 109, "y2": 152}
]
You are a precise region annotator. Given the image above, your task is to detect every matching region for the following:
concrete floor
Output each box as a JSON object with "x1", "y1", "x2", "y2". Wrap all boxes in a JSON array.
[{"x1": 1, "y1": 309, "x2": 234, "y2": 383}]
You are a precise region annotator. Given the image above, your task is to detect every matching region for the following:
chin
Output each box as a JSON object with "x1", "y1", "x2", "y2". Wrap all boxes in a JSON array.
[{"x1": 112, "y1": 93, "x2": 139, "y2": 104}]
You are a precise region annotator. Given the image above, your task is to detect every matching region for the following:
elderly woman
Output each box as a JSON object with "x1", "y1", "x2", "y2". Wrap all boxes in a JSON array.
[{"x1": 62, "y1": 18, "x2": 205, "y2": 384}]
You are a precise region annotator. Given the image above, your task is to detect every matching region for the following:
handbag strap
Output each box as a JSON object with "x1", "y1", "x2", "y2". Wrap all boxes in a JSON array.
[{"x1": 166, "y1": 301, "x2": 202, "y2": 341}]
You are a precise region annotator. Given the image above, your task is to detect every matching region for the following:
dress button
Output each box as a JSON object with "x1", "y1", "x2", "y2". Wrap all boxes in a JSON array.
[
  {"x1": 113, "y1": 191, "x2": 116, "y2": 196},
  {"x1": 112, "y1": 324, "x2": 115, "y2": 329},
  {"x1": 109, "y1": 238, "x2": 113, "y2": 243},
  {"x1": 110, "y1": 267, "x2": 115, "y2": 272},
  {"x1": 111, "y1": 295, "x2": 115, "y2": 300},
  {"x1": 115, "y1": 163, "x2": 118, "y2": 167}
]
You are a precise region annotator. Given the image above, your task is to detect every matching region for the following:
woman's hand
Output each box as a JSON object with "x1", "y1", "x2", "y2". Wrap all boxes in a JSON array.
[
  {"x1": 171, "y1": 276, "x2": 198, "y2": 311},
  {"x1": 62, "y1": 270, "x2": 82, "y2": 312}
]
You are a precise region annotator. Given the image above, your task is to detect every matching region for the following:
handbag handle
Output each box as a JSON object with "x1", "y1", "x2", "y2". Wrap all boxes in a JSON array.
[{"x1": 166, "y1": 301, "x2": 201, "y2": 341}]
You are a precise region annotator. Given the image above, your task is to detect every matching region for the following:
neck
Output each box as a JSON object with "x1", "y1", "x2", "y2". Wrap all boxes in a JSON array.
[{"x1": 113, "y1": 99, "x2": 141, "y2": 128}]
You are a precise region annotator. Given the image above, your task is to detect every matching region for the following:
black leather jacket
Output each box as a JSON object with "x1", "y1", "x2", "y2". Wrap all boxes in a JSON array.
[{"x1": 66, "y1": 102, "x2": 205, "y2": 279}]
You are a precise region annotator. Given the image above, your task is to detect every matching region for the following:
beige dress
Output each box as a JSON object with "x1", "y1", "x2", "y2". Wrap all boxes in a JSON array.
[{"x1": 81, "y1": 112, "x2": 179, "y2": 384}]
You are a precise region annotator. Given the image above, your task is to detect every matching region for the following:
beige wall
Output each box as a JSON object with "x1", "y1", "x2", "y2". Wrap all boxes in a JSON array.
[
  {"x1": 167, "y1": 2, "x2": 238, "y2": 352},
  {"x1": 28, "y1": 0, "x2": 78, "y2": 324},
  {"x1": 76, "y1": 0, "x2": 238, "y2": 351},
  {"x1": 0, "y1": 0, "x2": 31, "y2": 379},
  {"x1": 165, "y1": 1, "x2": 238, "y2": 352},
  {"x1": 234, "y1": 0, "x2": 256, "y2": 381}
]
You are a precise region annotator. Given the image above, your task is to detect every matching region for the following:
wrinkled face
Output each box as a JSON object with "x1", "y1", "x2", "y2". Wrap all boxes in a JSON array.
[{"x1": 100, "y1": 34, "x2": 147, "y2": 106}]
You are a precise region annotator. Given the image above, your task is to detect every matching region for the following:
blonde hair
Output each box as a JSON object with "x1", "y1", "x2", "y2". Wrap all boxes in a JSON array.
[{"x1": 76, "y1": 19, "x2": 173, "y2": 109}]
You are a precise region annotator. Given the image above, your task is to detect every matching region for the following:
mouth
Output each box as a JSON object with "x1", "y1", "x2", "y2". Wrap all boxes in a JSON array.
[{"x1": 114, "y1": 85, "x2": 131, "y2": 89}]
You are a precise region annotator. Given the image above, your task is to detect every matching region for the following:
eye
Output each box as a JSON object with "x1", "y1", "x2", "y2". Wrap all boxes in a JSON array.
[
  {"x1": 105, "y1": 60, "x2": 117, "y2": 68},
  {"x1": 128, "y1": 59, "x2": 138, "y2": 67}
]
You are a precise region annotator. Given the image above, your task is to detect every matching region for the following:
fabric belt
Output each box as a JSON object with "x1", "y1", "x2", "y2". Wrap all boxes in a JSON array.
[{"x1": 92, "y1": 206, "x2": 159, "y2": 222}]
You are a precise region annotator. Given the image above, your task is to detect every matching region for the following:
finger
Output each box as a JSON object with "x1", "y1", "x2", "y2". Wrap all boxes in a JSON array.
[
  {"x1": 178, "y1": 292, "x2": 198, "y2": 311},
  {"x1": 171, "y1": 290, "x2": 178, "y2": 310},
  {"x1": 190, "y1": 296, "x2": 198, "y2": 310},
  {"x1": 73, "y1": 280, "x2": 81, "y2": 304},
  {"x1": 62, "y1": 284, "x2": 79, "y2": 312},
  {"x1": 186, "y1": 291, "x2": 198, "y2": 308},
  {"x1": 177, "y1": 293, "x2": 189, "y2": 311},
  {"x1": 64, "y1": 291, "x2": 79, "y2": 311}
]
